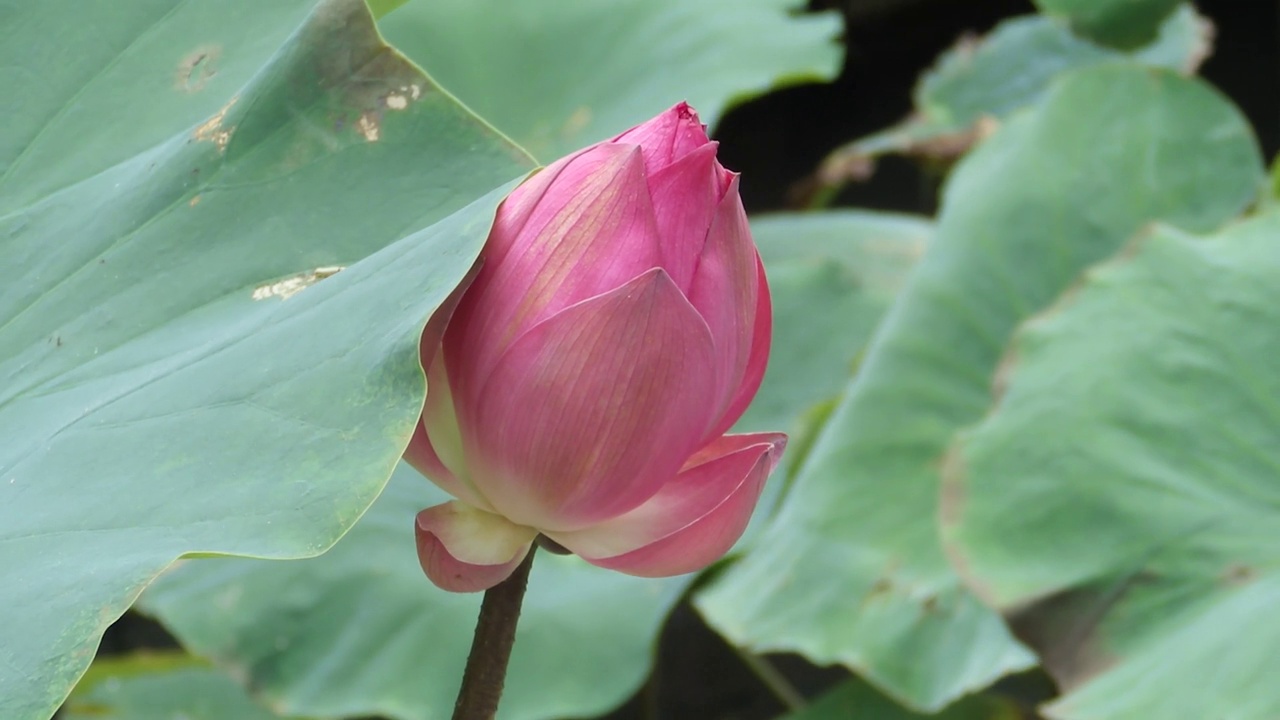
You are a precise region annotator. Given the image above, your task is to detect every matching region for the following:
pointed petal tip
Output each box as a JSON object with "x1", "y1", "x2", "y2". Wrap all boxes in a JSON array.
[
  {"x1": 612, "y1": 103, "x2": 712, "y2": 170},
  {"x1": 415, "y1": 502, "x2": 536, "y2": 593}
]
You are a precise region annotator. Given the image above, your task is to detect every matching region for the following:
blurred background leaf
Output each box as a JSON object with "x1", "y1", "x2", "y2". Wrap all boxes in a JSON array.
[
  {"x1": 943, "y1": 213, "x2": 1280, "y2": 720},
  {"x1": 1034, "y1": 0, "x2": 1183, "y2": 49},
  {"x1": 0, "y1": 1, "x2": 531, "y2": 717},
  {"x1": 782, "y1": 677, "x2": 1026, "y2": 720},
  {"x1": 696, "y1": 63, "x2": 1264, "y2": 712},
  {"x1": 63, "y1": 653, "x2": 305, "y2": 720},
  {"x1": 377, "y1": 0, "x2": 841, "y2": 161},
  {"x1": 739, "y1": 211, "x2": 930, "y2": 518},
  {"x1": 812, "y1": 4, "x2": 1210, "y2": 201}
]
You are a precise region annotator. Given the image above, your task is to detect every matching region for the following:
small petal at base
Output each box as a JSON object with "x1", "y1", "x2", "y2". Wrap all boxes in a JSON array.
[{"x1": 415, "y1": 502, "x2": 536, "y2": 593}]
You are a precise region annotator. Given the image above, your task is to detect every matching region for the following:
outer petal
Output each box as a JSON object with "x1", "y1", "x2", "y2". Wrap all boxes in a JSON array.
[
  {"x1": 465, "y1": 269, "x2": 719, "y2": 531},
  {"x1": 685, "y1": 177, "x2": 765, "y2": 438},
  {"x1": 612, "y1": 101, "x2": 711, "y2": 173},
  {"x1": 404, "y1": 350, "x2": 492, "y2": 510},
  {"x1": 404, "y1": 263, "x2": 492, "y2": 510},
  {"x1": 646, "y1": 142, "x2": 722, "y2": 292},
  {"x1": 446, "y1": 143, "x2": 663, "y2": 402},
  {"x1": 415, "y1": 501, "x2": 536, "y2": 593},
  {"x1": 552, "y1": 433, "x2": 786, "y2": 577},
  {"x1": 475, "y1": 148, "x2": 586, "y2": 272},
  {"x1": 706, "y1": 255, "x2": 772, "y2": 440}
]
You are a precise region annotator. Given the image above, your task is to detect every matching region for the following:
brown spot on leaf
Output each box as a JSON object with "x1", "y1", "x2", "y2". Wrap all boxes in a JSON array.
[
  {"x1": 867, "y1": 577, "x2": 893, "y2": 598},
  {"x1": 252, "y1": 266, "x2": 345, "y2": 301},
  {"x1": 1221, "y1": 563, "x2": 1256, "y2": 586},
  {"x1": 188, "y1": 195, "x2": 201, "y2": 207},
  {"x1": 355, "y1": 111, "x2": 380, "y2": 142},
  {"x1": 193, "y1": 96, "x2": 238, "y2": 152},
  {"x1": 302, "y1": 0, "x2": 431, "y2": 144},
  {"x1": 175, "y1": 45, "x2": 221, "y2": 92}
]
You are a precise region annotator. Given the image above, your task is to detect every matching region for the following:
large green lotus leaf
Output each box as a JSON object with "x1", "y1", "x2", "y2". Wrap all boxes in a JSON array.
[
  {"x1": 697, "y1": 64, "x2": 1264, "y2": 711},
  {"x1": 817, "y1": 5, "x2": 1207, "y2": 191},
  {"x1": 1035, "y1": 0, "x2": 1182, "y2": 48},
  {"x1": 0, "y1": 1, "x2": 533, "y2": 718},
  {"x1": 138, "y1": 463, "x2": 685, "y2": 720},
  {"x1": 377, "y1": 0, "x2": 840, "y2": 161},
  {"x1": 942, "y1": 215, "x2": 1280, "y2": 720},
  {"x1": 781, "y1": 678, "x2": 1021, "y2": 720},
  {"x1": 63, "y1": 653, "x2": 305, "y2": 720},
  {"x1": 737, "y1": 211, "x2": 930, "y2": 532}
]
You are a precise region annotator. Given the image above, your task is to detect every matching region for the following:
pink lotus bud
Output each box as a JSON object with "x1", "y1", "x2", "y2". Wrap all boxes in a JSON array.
[{"x1": 405, "y1": 103, "x2": 786, "y2": 593}]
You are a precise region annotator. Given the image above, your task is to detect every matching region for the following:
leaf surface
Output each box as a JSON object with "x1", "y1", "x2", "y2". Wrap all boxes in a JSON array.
[
  {"x1": 943, "y1": 213, "x2": 1280, "y2": 720},
  {"x1": 697, "y1": 64, "x2": 1264, "y2": 711},
  {"x1": 0, "y1": 2, "x2": 532, "y2": 717}
]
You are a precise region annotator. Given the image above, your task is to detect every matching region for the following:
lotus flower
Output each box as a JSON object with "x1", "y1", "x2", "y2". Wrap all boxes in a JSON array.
[{"x1": 405, "y1": 103, "x2": 785, "y2": 592}]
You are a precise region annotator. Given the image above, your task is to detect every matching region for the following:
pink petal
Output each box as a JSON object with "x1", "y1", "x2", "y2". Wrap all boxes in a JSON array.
[
  {"x1": 554, "y1": 433, "x2": 786, "y2": 577},
  {"x1": 707, "y1": 255, "x2": 772, "y2": 439},
  {"x1": 404, "y1": 350, "x2": 492, "y2": 511},
  {"x1": 405, "y1": 264, "x2": 492, "y2": 510},
  {"x1": 465, "y1": 269, "x2": 719, "y2": 531},
  {"x1": 475, "y1": 150, "x2": 586, "y2": 272},
  {"x1": 446, "y1": 143, "x2": 663, "y2": 403},
  {"x1": 612, "y1": 102, "x2": 711, "y2": 173},
  {"x1": 645, "y1": 142, "x2": 722, "y2": 292},
  {"x1": 415, "y1": 501, "x2": 536, "y2": 593},
  {"x1": 685, "y1": 178, "x2": 766, "y2": 438}
]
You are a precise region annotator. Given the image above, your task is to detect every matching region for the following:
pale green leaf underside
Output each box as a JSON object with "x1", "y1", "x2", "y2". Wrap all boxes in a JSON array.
[
  {"x1": 944, "y1": 213, "x2": 1280, "y2": 720},
  {"x1": 733, "y1": 211, "x2": 930, "y2": 532},
  {"x1": 698, "y1": 64, "x2": 1264, "y2": 712}
]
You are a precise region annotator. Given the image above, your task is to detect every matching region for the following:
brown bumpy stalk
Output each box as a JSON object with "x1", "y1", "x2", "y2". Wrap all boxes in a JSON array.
[{"x1": 451, "y1": 546, "x2": 537, "y2": 720}]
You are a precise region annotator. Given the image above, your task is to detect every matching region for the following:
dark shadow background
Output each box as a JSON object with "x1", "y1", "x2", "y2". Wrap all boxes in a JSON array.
[
  {"x1": 94, "y1": 1, "x2": 1279, "y2": 718},
  {"x1": 717, "y1": 0, "x2": 1279, "y2": 217}
]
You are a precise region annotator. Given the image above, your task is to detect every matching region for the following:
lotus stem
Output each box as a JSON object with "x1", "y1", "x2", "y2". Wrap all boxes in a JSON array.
[{"x1": 452, "y1": 546, "x2": 537, "y2": 720}]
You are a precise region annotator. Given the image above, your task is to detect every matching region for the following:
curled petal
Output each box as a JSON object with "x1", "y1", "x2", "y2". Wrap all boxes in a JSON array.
[
  {"x1": 446, "y1": 143, "x2": 663, "y2": 401},
  {"x1": 553, "y1": 433, "x2": 786, "y2": 576},
  {"x1": 612, "y1": 101, "x2": 711, "y2": 172},
  {"x1": 466, "y1": 269, "x2": 718, "y2": 531},
  {"x1": 415, "y1": 502, "x2": 536, "y2": 593},
  {"x1": 686, "y1": 179, "x2": 766, "y2": 438}
]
